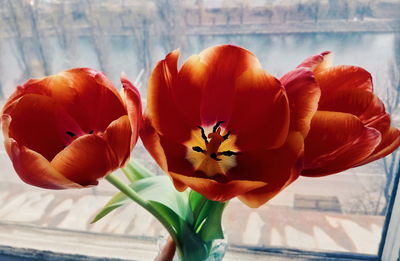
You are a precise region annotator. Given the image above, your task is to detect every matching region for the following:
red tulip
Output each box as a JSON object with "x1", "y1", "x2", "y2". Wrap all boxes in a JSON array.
[
  {"x1": 141, "y1": 45, "x2": 320, "y2": 207},
  {"x1": 282, "y1": 52, "x2": 400, "y2": 177},
  {"x1": 1, "y1": 68, "x2": 142, "y2": 189}
]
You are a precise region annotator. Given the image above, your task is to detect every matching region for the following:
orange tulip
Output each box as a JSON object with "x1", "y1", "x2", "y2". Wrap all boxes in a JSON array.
[
  {"x1": 1, "y1": 68, "x2": 142, "y2": 189},
  {"x1": 282, "y1": 52, "x2": 400, "y2": 177},
  {"x1": 141, "y1": 45, "x2": 320, "y2": 207}
]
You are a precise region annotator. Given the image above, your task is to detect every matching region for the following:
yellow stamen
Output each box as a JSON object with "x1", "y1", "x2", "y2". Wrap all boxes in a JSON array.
[{"x1": 184, "y1": 123, "x2": 239, "y2": 177}]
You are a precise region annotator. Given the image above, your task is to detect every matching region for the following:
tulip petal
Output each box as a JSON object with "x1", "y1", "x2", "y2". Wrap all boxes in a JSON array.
[
  {"x1": 8, "y1": 139, "x2": 80, "y2": 189},
  {"x1": 302, "y1": 111, "x2": 381, "y2": 176},
  {"x1": 140, "y1": 116, "x2": 169, "y2": 172},
  {"x1": 316, "y1": 66, "x2": 373, "y2": 99},
  {"x1": 12, "y1": 69, "x2": 127, "y2": 133},
  {"x1": 357, "y1": 127, "x2": 400, "y2": 166},
  {"x1": 280, "y1": 67, "x2": 320, "y2": 137},
  {"x1": 318, "y1": 89, "x2": 390, "y2": 133},
  {"x1": 6, "y1": 94, "x2": 82, "y2": 161},
  {"x1": 159, "y1": 134, "x2": 196, "y2": 176},
  {"x1": 147, "y1": 50, "x2": 193, "y2": 143},
  {"x1": 198, "y1": 45, "x2": 262, "y2": 125},
  {"x1": 1, "y1": 114, "x2": 12, "y2": 156},
  {"x1": 61, "y1": 69, "x2": 127, "y2": 132},
  {"x1": 169, "y1": 171, "x2": 266, "y2": 202},
  {"x1": 297, "y1": 51, "x2": 332, "y2": 74},
  {"x1": 140, "y1": 116, "x2": 191, "y2": 193},
  {"x1": 227, "y1": 68, "x2": 290, "y2": 150},
  {"x1": 104, "y1": 115, "x2": 132, "y2": 167},
  {"x1": 120, "y1": 75, "x2": 142, "y2": 149},
  {"x1": 239, "y1": 169, "x2": 298, "y2": 208},
  {"x1": 171, "y1": 54, "x2": 207, "y2": 127},
  {"x1": 1, "y1": 88, "x2": 27, "y2": 116},
  {"x1": 234, "y1": 131, "x2": 304, "y2": 207},
  {"x1": 51, "y1": 134, "x2": 116, "y2": 186},
  {"x1": 91, "y1": 69, "x2": 126, "y2": 104}
]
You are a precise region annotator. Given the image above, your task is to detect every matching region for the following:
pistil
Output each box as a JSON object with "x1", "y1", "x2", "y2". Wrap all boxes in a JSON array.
[
  {"x1": 185, "y1": 121, "x2": 239, "y2": 177},
  {"x1": 192, "y1": 121, "x2": 238, "y2": 161}
]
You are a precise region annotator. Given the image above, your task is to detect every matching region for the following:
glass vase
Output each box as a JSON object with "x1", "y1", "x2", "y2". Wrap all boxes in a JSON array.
[{"x1": 158, "y1": 234, "x2": 228, "y2": 261}]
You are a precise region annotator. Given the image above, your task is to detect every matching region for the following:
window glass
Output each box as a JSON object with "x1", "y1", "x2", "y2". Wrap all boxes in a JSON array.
[{"x1": 0, "y1": 0, "x2": 399, "y2": 257}]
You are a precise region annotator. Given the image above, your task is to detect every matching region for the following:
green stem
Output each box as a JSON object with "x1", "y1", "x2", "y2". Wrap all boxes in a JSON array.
[{"x1": 105, "y1": 173, "x2": 183, "y2": 257}]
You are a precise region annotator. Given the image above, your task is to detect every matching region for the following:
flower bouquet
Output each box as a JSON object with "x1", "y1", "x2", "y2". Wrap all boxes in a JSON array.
[{"x1": 1, "y1": 45, "x2": 399, "y2": 261}]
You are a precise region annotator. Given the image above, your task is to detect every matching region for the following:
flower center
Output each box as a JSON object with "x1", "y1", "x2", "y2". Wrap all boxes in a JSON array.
[
  {"x1": 185, "y1": 121, "x2": 239, "y2": 177},
  {"x1": 63, "y1": 130, "x2": 94, "y2": 148}
]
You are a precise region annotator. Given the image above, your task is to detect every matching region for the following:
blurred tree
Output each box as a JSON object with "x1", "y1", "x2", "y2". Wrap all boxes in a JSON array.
[
  {"x1": 355, "y1": 1, "x2": 373, "y2": 21},
  {"x1": 380, "y1": 33, "x2": 400, "y2": 215},
  {"x1": 239, "y1": 0, "x2": 250, "y2": 24},
  {"x1": 328, "y1": 0, "x2": 340, "y2": 19},
  {"x1": 26, "y1": 0, "x2": 52, "y2": 75},
  {"x1": 152, "y1": 0, "x2": 186, "y2": 53},
  {"x1": 309, "y1": 0, "x2": 320, "y2": 23},
  {"x1": 196, "y1": 0, "x2": 205, "y2": 25},
  {"x1": 84, "y1": 0, "x2": 112, "y2": 75},
  {"x1": 4, "y1": 0, "x2": 32, "y2": 80},
  {"x1": 49, "y1": 1, "x2": 78, "y2": 68},
  {"x1": 121, "y1": 2, "x2": 154, "y2": 86},
  {"x1": 3, "y1": 0, "x2": 52, "y2": 78}
]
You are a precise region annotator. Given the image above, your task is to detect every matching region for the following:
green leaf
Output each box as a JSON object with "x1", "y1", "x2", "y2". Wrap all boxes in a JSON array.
[
  {"x1": 198, "y1": 202, "x2": 226, "y2": 242},
  {"x1": 194, "y1": 200, "x2": 217, "y2": 230},
  {"x1": 98, "y1": 174, "x2": 225, "y2": 260},
  {"x1": 189, "y1": 190, "x2": 204, "y2": 211},
  {"x1": 190, "y1": 190, "x2": 221, "y2": 230},
  {"x1": 122, "y1": 159, "x2": 154, "y2": 182},
  {"x1": 189, "y1": 190, "x2": 207, "y2": 219},
  {"x1": 148, "y1": 200, "x2": 182, "y2": 235},
  {"x1": 130, "y1": 176, "x2": 189, "y2": 220},
  {"x1": 91, "y1": 191, "x2": 129, "y2": 223},
  {"x1": 148, "y1": 199, "x2": 209, "y2": 261},
  {"x1": 92, "y1": 175, "x2": 189, "y2": 223},
  {"x1": 179, "y1": 222, "x2": 208, "y2": 261}
]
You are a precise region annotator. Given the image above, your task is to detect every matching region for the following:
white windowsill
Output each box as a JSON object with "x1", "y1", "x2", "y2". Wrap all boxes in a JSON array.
[{"x1": 0, "y1": 221, "x2": 373, "y2": 261}]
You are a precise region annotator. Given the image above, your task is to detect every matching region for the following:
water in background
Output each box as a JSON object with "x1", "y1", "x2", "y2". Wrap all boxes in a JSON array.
[{"x1": 0, "y1": 32, "x2": 396, "y2": 100}]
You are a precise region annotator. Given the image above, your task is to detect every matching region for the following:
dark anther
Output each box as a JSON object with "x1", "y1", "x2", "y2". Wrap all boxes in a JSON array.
[
  {"x1": 219, "y1": 150, "x2": 238, "y2": 157},
  {"x1": 197, "y1": 126, "x2": 208, "y2": 144},
  {"x1": 222, "y1": 130, "x2": 231, "y2": 140},
  {"x1": 212, "y1": 121, "x2": 224, "y2": 132},
  {"x1": 210, "y1": 152, "x2": 222, "y2": 161},
  {"x1": 192, "y1": 146, "x2": 205, "y2": 153},
  {"x1": 66, "y1": 131, "x2": 76, "y2": 137},
  {"x1": 89, "y1": 130, "x2": 94, "y2": 134}
]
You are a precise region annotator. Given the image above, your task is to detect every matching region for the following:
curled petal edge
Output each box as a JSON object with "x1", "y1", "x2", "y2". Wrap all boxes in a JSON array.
[
  {"x1": 103, "y1": 115, "x2": 133, "y2": 167},
  {"x1": 297, "y1": 51, "x2": 332, "y2": 74},
  {"x1": 120, "y1": 74, "x2": 143, "y2": 150},
  {"x1": 356, "y1": 127, "x2": 400, "y2": 166},
  {"x1": 9, "y1": 139, "x2": 81, "y2": 189},
  {"x1": 169, "y1": 171, "x2": 267, "y2": 202}
]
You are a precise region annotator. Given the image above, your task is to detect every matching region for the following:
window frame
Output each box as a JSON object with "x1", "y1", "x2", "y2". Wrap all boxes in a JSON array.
[
  {"x1": 0, "y1": 168, "x2": 399, "y2": 261},
  {"x1": 381, "y1": 166, "x2": 400, "y2": 261}
]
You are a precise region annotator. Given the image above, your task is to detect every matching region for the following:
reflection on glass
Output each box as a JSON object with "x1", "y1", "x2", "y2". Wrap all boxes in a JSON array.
[{"x1": 0, "y1": 0, "x2": 399, "y2": 256}]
